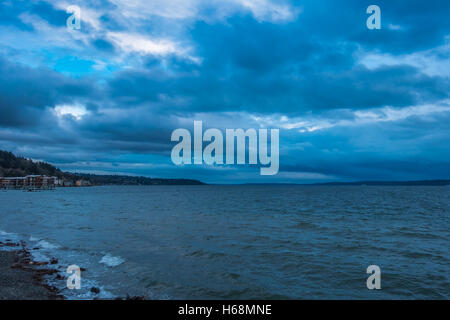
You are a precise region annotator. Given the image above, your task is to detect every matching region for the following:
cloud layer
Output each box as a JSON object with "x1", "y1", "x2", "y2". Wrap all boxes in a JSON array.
[{"x1": 0, "y1": 0, "x2": 449, "y2": 183}]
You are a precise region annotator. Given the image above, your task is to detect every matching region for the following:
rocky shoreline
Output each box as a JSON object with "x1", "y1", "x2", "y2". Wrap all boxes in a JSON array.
[
  {"x1": 0, "y1": 240, "x2": 64, "y2": 300},
  {"x1": 0, "y1": 240, "x2": 148, "y2": 300}
]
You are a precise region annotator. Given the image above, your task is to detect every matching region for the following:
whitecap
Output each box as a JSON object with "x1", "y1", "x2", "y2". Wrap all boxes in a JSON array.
[
  {"x1": 31, "y1": 251, "x2": 50, "y2": 262},
  {"x1": 99, "y1": 254, "x2": 125, "y2": 267},
  {"x1": 0, "y1": 230, "x2": 15, "y2": 237},
  {"x1": 0, "y1": 230, "x2": 20, "y2": 242},
  {"x1": 37, "y1": 240, "x2": 60, "y2": 250}
]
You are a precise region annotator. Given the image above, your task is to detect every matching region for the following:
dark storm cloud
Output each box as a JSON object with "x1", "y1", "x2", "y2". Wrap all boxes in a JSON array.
[
  {"x1": 296, "y1": 0, "x2": 450, "y2": 53},
  {"x1": 100, "y1": 5, "x2": 449, "y2": 114},
  {"x1": 0, "y1": 0, "x2": 68, "y2": 31},
  {"x1": 107, "y1": 55, "x2": 449, "y2": 114},
  {"x1": 279, "y1": 110, "x2": 450, "y2": 181},
  {"x1": 0, "y1": 56, "x2": 97, "y2": 127},
  {"x1": 29, "y1": 1, "x2": 67, "y2": 26},
  {"x1": 91, "y1": 38, "x2": 116, "y2": 53},
  {"x1": 0, "y1": 0, "x2": 33, "y2": 31}
]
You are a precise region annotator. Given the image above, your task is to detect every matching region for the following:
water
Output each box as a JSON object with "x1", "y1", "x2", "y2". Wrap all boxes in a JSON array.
[{"x1": 0, "y1": 185, "x2": 449, "y2": 299}]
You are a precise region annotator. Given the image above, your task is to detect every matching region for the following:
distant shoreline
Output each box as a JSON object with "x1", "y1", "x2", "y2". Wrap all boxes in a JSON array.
[
  {"x1": 241, "y1": 180, "x2": 450, "y2": 186},
  {"x1": 3, "y1": 181, "x2": 449, "y2": 188}
]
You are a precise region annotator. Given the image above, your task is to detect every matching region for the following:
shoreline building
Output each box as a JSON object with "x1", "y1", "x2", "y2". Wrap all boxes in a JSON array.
[
  {"x1": 75, "y1": 179, "x2": 92, "y2": 187},
  {"x1": 0, "y1": 175, "x2": 56, "y2": 190}
]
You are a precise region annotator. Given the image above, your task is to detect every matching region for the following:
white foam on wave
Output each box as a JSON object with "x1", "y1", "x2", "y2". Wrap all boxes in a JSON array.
[
  {"x1": 31, "y1": 250, "x2": 50, "y2": 262},
  {"x1": 0, "y1": 230, "x2": 16, "y2": 238},
  {"x1": 0, "y1": 229, "x2": 20, "y2": 244},
  {"x1": 37, "y1": 240, "x2": 60, "y2": 250},
  {"x1": 99, "y1": 254, "x2": 125, "y2": 267},
  {"x1": 1, "y1": 229, "x2": 122, "y2": 299},
  {"x1": 52, "y1": 273, "x2": 116, "y2": 300}
]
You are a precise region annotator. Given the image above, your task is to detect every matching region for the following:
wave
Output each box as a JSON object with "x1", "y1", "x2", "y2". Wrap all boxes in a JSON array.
[
  {"x1": 1, "y1": 228, "x2": 120, "y2": 299},
  {"x1": 99, "y1": 254, "x2": 125, "y2": 267},
  {"x1": 36, "y1": 240, "x2": 60, "y2": 250}
]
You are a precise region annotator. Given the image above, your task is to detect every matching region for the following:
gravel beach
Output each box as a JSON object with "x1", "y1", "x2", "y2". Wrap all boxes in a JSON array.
[{"x1": 0, "y1": 243, "x2": 63, "y2": 300}]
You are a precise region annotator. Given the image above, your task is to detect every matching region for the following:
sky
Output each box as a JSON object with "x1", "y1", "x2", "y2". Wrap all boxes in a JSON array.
[{"x1": 0, "y1": 0, "x2": 449, "y2": 184}]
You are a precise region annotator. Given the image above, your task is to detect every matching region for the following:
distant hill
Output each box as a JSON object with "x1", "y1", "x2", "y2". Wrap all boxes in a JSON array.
[
  {"x1": 0, "y1": 150, "x2": 78, "y2": 181},
  {"x1": 78, "y1": 174, "x2": 205, "y2": 186},
  {"x1": 0, "y1": 150, "x2": 205, "y2": 185},
  {"x1": 313, "y1": 180, "x2": 450, "y2": 186},
  {"x1": 243, "y1": 180, "x2": 450, "y2": 186}
]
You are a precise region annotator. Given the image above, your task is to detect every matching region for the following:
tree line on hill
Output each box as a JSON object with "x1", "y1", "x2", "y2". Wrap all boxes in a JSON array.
[
  {"x1": 0, "y1": 150, "x2": 204, "y2": 185},
  {"x1": 0, "y1": 150, "x2": 78, "y2": 181}
]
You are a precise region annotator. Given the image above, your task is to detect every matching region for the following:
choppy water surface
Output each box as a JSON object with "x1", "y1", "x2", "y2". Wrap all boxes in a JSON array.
[{"x1": 0, "y1": 185, "x2": 449, "y2": 299}]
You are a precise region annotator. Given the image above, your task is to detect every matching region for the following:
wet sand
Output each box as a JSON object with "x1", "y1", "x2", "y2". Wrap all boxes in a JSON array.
[{"x1": 0, "y1": 242, "x2": 63, "y2": 300}]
